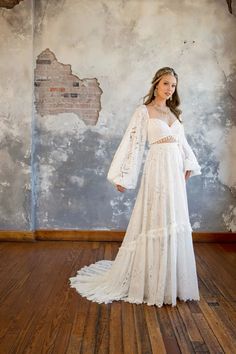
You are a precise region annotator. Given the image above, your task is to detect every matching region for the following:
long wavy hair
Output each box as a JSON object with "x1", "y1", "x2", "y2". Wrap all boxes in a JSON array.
[{"x1": 143, "y1": 67, "x2": 182, "y2": 121}]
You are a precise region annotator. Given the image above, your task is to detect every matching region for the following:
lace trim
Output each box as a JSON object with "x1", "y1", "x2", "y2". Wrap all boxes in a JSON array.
[
  {"x1": 151, "y1": 135, "x2": 177, "y2": 144},
  {"x1": 123, "y1": 295, "x2": 200, "y2": 307}
]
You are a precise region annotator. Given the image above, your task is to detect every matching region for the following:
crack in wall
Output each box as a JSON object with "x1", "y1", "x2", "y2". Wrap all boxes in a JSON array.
[
  {"x1": 210, "y1": 48, "x2": 236, "y2": 102},
  {"x1": 226, "y1": 0, "x2": 233, "y2": 14}
]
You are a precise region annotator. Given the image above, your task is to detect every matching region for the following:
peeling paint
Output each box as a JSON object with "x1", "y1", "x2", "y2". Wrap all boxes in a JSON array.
[
  {"x1": 0, "y1": 0, "x2": 24, "y2": 9},
  {"x1": 217, "y1": 126, "x2": 236, "y2": 189},
  {"x1": 222, "y1": 205, "x2": 236, "y2": 231},
  {"x1": 38, "y1": 164, "x2": 56, "y2": 194},
  {"x1": 70, "y1": 176, "x2": 85, "y2": 187}
]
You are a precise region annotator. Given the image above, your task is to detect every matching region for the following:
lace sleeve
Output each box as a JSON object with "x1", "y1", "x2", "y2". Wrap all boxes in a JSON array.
[
  {"x1": 107, "y1": 106, "x2": 148, "y2": 189},
  {"x1": 180, "y1": 124, "x2": 201, "y2": 178}
]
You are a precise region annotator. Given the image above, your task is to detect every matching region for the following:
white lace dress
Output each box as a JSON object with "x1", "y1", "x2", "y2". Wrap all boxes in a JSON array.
[{"x1": 69, "y1": 104, "x2": 201, "y2": 307}]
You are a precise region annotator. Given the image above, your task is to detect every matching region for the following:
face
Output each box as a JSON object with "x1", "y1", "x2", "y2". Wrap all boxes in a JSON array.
[{"x1": 155, "y1": 74, "x2": 177, "y2": 100}]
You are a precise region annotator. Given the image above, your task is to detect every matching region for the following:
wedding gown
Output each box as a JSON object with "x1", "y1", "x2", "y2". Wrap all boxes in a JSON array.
[{"x1": 69, "y1": 104, "x2": 201, "y2": 307}]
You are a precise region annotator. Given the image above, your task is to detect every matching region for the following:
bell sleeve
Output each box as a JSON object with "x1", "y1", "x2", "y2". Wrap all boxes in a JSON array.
[
  {"x1": 180, "y1": 124, "x2": 201, "y2": 178},
  {"x1": 107, "y1": 106, "x2": 148, "y2": 189}
]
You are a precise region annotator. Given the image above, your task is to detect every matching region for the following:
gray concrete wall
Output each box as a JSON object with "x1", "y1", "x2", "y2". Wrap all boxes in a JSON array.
[
  {"x1": 0, "y1": 0, "x2": 33, "y2": 229},
  {"x1": 0, "y1": 0, "x2": 235, "y2": 231}
]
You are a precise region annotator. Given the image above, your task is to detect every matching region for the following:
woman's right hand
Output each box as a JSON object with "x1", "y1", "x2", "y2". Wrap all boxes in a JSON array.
[
  {"x1": 116, "y1": 184, "x2": 126, "y2": 193},
  {"x1": 185, "y1": 170, "x2": 191, "y2": 181}
]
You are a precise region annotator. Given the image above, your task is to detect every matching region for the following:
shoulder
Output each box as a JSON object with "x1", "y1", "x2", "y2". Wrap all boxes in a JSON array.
[
  {"x1": 134, "y1": 104, "x2": 148, "y2": 117},
  {"x1": 127, "y1": 104, "x2": 148, "y2": 128}
]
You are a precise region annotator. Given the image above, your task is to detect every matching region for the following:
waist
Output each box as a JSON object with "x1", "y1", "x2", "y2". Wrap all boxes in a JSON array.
[
  {"x1": 147, "y1": 143, "x2": 180, "y2": 158},
  {"x1": 149, "y1": 135, "x2": 178, "y2": 145}
]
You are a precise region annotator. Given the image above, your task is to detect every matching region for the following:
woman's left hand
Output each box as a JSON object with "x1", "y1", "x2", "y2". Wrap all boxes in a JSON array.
[{"x1": 185, "y1": 170, "x2": 191, "y2": 181}]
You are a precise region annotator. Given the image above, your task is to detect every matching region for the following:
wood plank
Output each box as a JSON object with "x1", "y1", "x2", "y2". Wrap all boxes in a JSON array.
[
  {"x1": 196, "y1": 263, "x2": 222, "y2": 298},
  {"x1": 167, "y1": 306, "x2": 195, "y2": 353},
  {"x1": 177, "y1": 302, "x2": 208, "y2": 352},
  {"x1": 192, "y1": 313, "x2": 224, "y2": 354},
  {"x1": 109, "y1": 302, "x2": 123, "y2": 354},
  {"x1": 122, "y1": 302, "x2": 137, "y2": 354},
  {"x1": 205, "y1": 295, "x2": 236, "y2": 344},
  {"x1": 156, "y1": 307, "x2": 181, "y2": 354},
  {"x1": 144, "y1": 305, "x2": 166, "y2": 354},
  {"x1": 133, "y1": 304, "x2": 152, "y2": 354},
  {"x1": 196, "y1": 244, "x2": 236, "y2": 300},
  {"x1": 207, "y1": 243, "x2": 236, "y2": 279},
  {"x1": 81, "y1": 302, "x2": 100, "y2": 354},
  {"x1": 111, "y1": 242, "x2": 121, "y2": 259},
  {"x1": 195, "y1": 247, "x2": 234, "y2": 301},
  {"x1": 104, "y1": 242, "x2": 113, "y2": 260},
  {"x1": 66, "y1": 296, "x2": 90, "y2": 354},
  {"x1": 94, "y1": 304, "x2": 110, "y2": 354},
  {"x1": 52, "y1": 323, "x2": 73, "y2": 354},
  {"x1": 67, "y1": 245, "x2": 104, "y2": 354},
  {"x1": 198, "y1": 295, "x2": 236, "y2": 353},
  {"x1": 94, "y1": 243, "x2": 110, "y2": 354},
  {"x1": 177, "y1": 302, "x2": 203, "y2": 341}
]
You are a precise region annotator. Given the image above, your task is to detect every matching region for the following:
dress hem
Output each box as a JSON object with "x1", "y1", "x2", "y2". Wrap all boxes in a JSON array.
[{"x1": 69, "y1": 282, "x2": 200, "y2": 308}]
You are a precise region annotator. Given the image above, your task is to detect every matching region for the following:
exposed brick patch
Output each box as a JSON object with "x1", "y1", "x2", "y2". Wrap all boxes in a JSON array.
[
  {"x1": 34, "y1": 49, "x2": 103, "y2": 126},
  {"x1": 0, "y1": 0, "x2": 23, "y2": 8}
]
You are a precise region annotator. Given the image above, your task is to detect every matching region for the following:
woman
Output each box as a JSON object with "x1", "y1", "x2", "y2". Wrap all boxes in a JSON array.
[{"x1": 70, "y1": 67, "x2": 201, "y2": 307}]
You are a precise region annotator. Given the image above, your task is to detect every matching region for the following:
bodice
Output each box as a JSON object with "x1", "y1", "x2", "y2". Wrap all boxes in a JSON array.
[
  {"x1": 142, "y1": 104, "x2": 182, "y2": 144},
  {"x1": 147, "y1": 116, "x2": 182, "y2": 145}
]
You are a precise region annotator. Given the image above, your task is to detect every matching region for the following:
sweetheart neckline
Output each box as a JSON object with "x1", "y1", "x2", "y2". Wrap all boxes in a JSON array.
[
  {"x1": 143, "y1": 104, "x2": 178, "y2": 128},
  {"x1": 148, "y1": 117, "x2": 179, "y2": 128}
]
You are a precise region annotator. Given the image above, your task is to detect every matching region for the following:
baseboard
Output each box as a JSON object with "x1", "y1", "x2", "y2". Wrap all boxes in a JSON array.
[
  {"x1": 0, "y1": 230, "x2": 35, "y2": 242},
  {"x1": 0, "y1": 230, "x2": 235, "y2": 242},
  {"x1": 35, "y1": 229, "x2": 124, "y2": 241},
  {"x1": 35, "y1": 230, "x2": 236, "y2": 242},
  {"x1": 193, "y1": 232, "x2": 236, "y2": 242}
]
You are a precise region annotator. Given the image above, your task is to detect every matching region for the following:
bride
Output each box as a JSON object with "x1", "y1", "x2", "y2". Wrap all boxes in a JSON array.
[{"x1": 69, "y1": 67, "x2": 201, "y2": 307}]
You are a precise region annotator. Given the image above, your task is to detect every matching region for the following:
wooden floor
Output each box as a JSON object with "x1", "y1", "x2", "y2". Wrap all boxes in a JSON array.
[{"x1": 0, "y1": 241, "x2": 235, "y2": 354}]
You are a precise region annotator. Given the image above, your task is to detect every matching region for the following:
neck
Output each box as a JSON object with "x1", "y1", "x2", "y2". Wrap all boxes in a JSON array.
[{"x1": 152, "y1": 97, "x2": 167, "y2": 107}]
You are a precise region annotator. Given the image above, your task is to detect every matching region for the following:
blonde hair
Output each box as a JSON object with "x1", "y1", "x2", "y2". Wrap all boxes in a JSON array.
[{"x1": 143, "y1": 67, "x2": 182, "y2": 121}]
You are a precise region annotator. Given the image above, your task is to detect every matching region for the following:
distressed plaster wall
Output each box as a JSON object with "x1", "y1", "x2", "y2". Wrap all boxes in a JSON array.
[
  {"x1": 0, "y1": 0, "x2": 235, "y2": 231},
  {"x1": 0, "y1": 0, "x2": 33, "y2": 229},
  {"x1": 33, "y1": 0, "x2": 236, "y2": 231}
]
